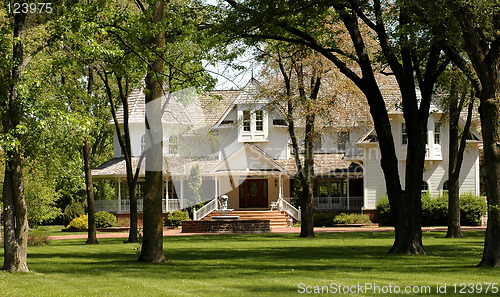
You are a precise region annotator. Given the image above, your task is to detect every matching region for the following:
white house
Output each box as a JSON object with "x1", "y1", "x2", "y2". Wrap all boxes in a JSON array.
[{"x1": 91, "y1": 76, "x2": 482, "y2": 221}]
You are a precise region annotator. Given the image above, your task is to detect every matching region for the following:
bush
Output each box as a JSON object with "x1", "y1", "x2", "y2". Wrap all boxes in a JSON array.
[
  {"x1": 460, "y1": 193, "x2": 487, "y2": 226},
  {"x1": 95, "y1": 211, "x2": 117, "y2": 228},
  {"x1": 314, "y1": 211, "x2": 336, "y2": 227},
  {"x1": 375, "y1": 193, "x2": 486, "y2": 226},
  {"x1": 63, "y1": 201, "x2": 85, "y2": 225},
  {"x1": 165, "y1": 210, "x2": 190, "y2": 227},
  {"x1": 66, "y1": 214, "x2": 88, "y2": 229},
  {"x1": 334, "y1": 213, "x2": 372, "y2": 225},
  {"x1": 421, "y1": 193, "x2": 448, "y2": 226},
  {"x1": 28, "y1": 230, "x2": 50, "y2": 246},
  {"x1": 376, "y1": 195, "x2": 393, "y2": 226}
]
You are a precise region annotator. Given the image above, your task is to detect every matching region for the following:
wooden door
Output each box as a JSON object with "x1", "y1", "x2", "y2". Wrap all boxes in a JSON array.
[{"x1": 239, "y1": 179, "x2": 268, "y2": 208}]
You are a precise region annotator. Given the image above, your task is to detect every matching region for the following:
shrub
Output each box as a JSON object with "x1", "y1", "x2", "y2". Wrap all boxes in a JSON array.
[
  {"x1": 165, "y1": 210, "x2": 190, "y2": 227},
  {"x1": 460, "y1": 193, "x2": 487, "y2": 226},
  {"x1": 28, "y1": 230, "x2": 50, "y2": 246},
  {"x1": 66, "y1": 214, "x2": 88, "y2": 229},
  {"x1": 334, "y1": 213, "x2": 372, "y2": 225},
  {"x1": 421, "y1": 193, "x2": 448, "y2": 226},
  {"x1": 375, "y1": 195, "x2": 393, "y2": 226},
  {"x1": 375, "y1": 192, "x2": 486, "y2": 226},
  {"x1": 63, "y1": 201, "x2": 85, "y2": 225},
  {"x1": 314, "y1": 211, "x2": 336, "y2": 227},
  {"x1": 95, "y1": 211, "x2": 117, "y2": 228}
]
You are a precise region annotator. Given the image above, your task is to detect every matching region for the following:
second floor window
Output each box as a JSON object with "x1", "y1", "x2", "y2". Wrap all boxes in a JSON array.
[
  {"x1": 402, "y1": 123, "x2": 408, "y2": 145},
  {"x1": 243, "y1": 110, "x2": 251, "y2": 132},
  {"x1": 434, "y1": 123, "x2": 441, "y2": 144},
  {"x1": 338, "y1": 131, "x2": 349, "y2": 151},
  {"x1": 169, "y1": 134, "x2": 178, "y2": 155},
  {"x1": 255, "y1": 110, "x2": 263, "y2": 131},
  {"x1": 140, "y1": 135, "x2": 146, "y2": 154}
]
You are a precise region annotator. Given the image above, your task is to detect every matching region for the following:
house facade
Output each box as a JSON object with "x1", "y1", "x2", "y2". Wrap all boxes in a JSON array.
[{"x1": 91, "y1": 78, "x2": 482, "y2": 220}]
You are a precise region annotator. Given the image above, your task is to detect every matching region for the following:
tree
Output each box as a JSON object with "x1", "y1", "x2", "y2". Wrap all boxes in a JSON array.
[
  {"x1": 411, "y1": 0, "x2": 500, "y2": 267},
  {"x1": 187, "y1": 164, "x2": 202, "y2": 209},
  {"x1": 220, "y1": 0, "x2": 449, "y2": 253}
]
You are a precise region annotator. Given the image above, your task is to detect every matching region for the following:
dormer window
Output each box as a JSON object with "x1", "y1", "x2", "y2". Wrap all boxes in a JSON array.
[
  {"x1": 238, "y1": 107, "x2": 268, "y2": 142},
  {"x1": 243, "y1": 110, "x2": 251, "y2": 132},
  {"x1": 338, "y1": 131, "x2": 349, "y2": 151},
  {"x1": 434, "y1": 123, "x2": 441, "y2": 144},
  {"x1": 140, "y1": 135, "x2": 146, "y2": 154},
  {"x1": 256, "y1": 110, "x2": 263, "y2": 131}
]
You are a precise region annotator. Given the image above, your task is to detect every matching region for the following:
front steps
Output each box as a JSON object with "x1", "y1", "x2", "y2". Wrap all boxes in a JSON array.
[{"x1": 202, "y1": 210, "x2": 293, "y2": 228}]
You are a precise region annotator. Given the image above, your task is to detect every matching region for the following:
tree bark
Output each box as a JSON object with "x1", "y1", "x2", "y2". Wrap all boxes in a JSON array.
[
  {"x1": 139, "y1": 0, "x2": 167, "y2": 263},
  {"x1": 2, "y1": 10, "x2": 29, "y2": 273},
  {"x1": 84, "y1": 138, "x2": 99, "y2": 244}
]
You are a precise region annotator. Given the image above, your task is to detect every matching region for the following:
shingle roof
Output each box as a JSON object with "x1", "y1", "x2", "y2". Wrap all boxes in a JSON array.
[{"x1": 276, "y1": 154, "x2": 357, "y2": 175}]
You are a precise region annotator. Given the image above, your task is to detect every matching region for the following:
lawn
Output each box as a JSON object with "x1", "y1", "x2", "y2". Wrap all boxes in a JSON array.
[{"x1": 0, "y1": 231, "x2": 498, "y2": 296}]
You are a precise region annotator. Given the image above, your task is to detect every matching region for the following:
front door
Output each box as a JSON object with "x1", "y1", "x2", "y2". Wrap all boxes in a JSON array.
[{"x1": 239, "y1": 179, "x2": 268, "y2": 208}]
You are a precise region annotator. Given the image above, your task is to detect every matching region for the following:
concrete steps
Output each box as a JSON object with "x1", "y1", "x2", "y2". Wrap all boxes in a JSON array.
[{"x1": 202, "y1": 210, "x2": 292, "y2": 228}]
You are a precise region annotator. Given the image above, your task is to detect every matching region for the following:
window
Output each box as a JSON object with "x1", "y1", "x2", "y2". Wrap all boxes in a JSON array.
[
  {"x1": 319, "y1": 181, "x2": 329, "y2": 199},
  {"x1": 313, "y1": 134, "x2": 322, "y2": 151},
  {"x1": 402, "y1": 123, "x2": 408, "y2": 145},
  {"x1": 434, "y1": 123, "x2": 441, "y2": 144},
  {"x1": 421, "y1": 181, "x2": 429, "y2": 193},
  {"x1": 243, "y1": 110, "x2": 251, "y2": 132},
  {"x1": 273, "y1": 119, "x2": 287, "y2": 126},
  {"x1": 443, "y1": 180, "x2": 449, "y2": 191},
  {"x1": 256, "y1": 110, "x2": 263, "y2": 131},
  {"x1": 169, "y1": 134, "x2": 178, "y2": 155},
  {"x1": 338, "y1": 131, "x2": 349, "y2": 151},
  {"x1": 140, "y1": 135, "x2": 146, "y2": 154}
]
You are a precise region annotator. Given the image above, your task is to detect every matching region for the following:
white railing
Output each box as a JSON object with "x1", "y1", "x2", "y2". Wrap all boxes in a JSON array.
[
  {"x1": 193, "y1": 198, "x2": 218, "y2": 221},
  {"x1": 95, "y1": 199, "x2": 182, "y2": 213},
  {"x1": 313, "y1": 196, "x2": 363, "y2": 211},
  {"x1": 277, "y1": 197, "x2": 301, "y2": 221}
]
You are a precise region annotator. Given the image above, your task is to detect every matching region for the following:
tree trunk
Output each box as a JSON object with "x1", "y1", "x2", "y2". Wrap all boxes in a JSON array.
[
  {"x1": 84, "y1": 138, "x2": 99, "y2": 244},
  {"x1": 477, "y1": 91, "x2": 500, "y2": 267},
  {"x1": 2, "y1": 152, "x2": 29, "y2": 272},
  {"x1": 2, "y1": 10, "x2": 29, "y2": 273},
  {"x1": 126, "y1": 177, "x2": 138, "y2": 243},
  {"x1": 139, "y1": 0, "x2": 167, "y2": 263}
]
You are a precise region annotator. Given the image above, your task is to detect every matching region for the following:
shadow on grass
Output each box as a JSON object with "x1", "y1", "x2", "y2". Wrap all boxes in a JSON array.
[{"x1": 24, "y1": 231, "x2": 488, "y2": 280}]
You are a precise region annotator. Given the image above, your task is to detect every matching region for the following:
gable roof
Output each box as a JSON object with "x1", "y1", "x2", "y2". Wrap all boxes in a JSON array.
[{"x1": 210, "y1": 143, "x2": 286, "y2": 173}]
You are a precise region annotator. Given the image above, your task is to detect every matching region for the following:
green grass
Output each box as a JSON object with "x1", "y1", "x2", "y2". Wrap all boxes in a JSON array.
[{"x1": 1, "y1": 231, "x2": 498, "y2": 296}]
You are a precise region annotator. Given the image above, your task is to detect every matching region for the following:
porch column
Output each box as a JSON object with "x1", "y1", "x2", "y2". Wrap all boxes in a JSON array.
[
  {"x1": 180, "y1": 178, "x2": 184, "y2": 209},
  {"x1": 165, "y1": 179, "x2": 169, "y2": 212},
  {"x1": 117, "y1": 179, "x2": 122, "y2": 212},
  {"x1": 214, "y1": 176, "x2": 219, "y2": 209},
  {"x1": 346, "y1": 172, "x2": 350, "y2": 210},
  {"x1": 278, "y1": 174, "x2": 282, "y2": 199}
]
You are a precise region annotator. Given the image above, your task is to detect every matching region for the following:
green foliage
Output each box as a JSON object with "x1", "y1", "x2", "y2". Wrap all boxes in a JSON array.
[
  {"x1": 25, "y1": 168, "x2": 62, "y2": 227},
  {"x1": 187, "y1": 165, "x2": 202, "y2": 207},
  {"x1": 165, "y1": 210, "x2": 190, "y2": 227},
  {"x1": 375, "y1": 195, "x2": 393, "y2": 226},
  {"x1": 421, "y1": 193, "x2": 448, "y2": 226},
  {"x1": 63, "y1": 201, "x2": 85, "y2": 225},
  {"x1": 376, "y1": 193, "x2": 487, "y2": 227},
  {"x1": 66, "y1": 214, "x2": 89, "y2": 230},
  {"x1": 460, "y1": 193, "x2": 487, "y2": 226},
  {"x1": 27, "y1": 230, "x2": 50, "y2": 247},
  {"x1": 291, "y1": 179, "x2": 303, "y2": 208},
  {"x1": 334, "y1": 213, "x2": 372, "y2": 225},
  {"x1": 94, "y1": 211, "x2": 117, "y2": 228},
  {"x1": 314, "y1": 211, "x2": 336, "y2": 227}
]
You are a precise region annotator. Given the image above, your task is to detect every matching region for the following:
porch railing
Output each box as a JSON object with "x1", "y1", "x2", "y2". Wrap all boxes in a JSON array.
[
  {"x1": 193, "y1": 198, "x2": 218, "y2": 221},
  {"x1": 277, "y1": 197, "x2": 301, "y2": 221},
  {"x1": 313, "y1": 196, "x2": 363, "y2": 211},
  {"x1": 95, "y1": 199, "x2": 182, "y2": 213}
]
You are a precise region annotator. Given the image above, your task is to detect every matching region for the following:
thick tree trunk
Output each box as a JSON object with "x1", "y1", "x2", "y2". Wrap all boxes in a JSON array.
[
  {"x1": 2, "y1": 153, "x2": 29, "y2": 272},
  {"x1": 83, "y1": 138, "x2": 98, "y2": 244},
  {"x1": 477, "y1": 92, "x2": 500, "y2": 267},
  {"x1": 2, "y1": 11, "x2": 29, "y2": 273},
  {"x1": 139, "y1": 0, "x2": 167, "y2": 263}
]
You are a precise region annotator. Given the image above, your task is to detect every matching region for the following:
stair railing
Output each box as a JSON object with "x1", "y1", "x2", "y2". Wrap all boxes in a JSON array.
[
  {"x1": 193, "y1": 198, "x2": 218, "y2": 221},
  {"x1": 277, "y1": 197, "x2": 301, "y2": 221}
]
